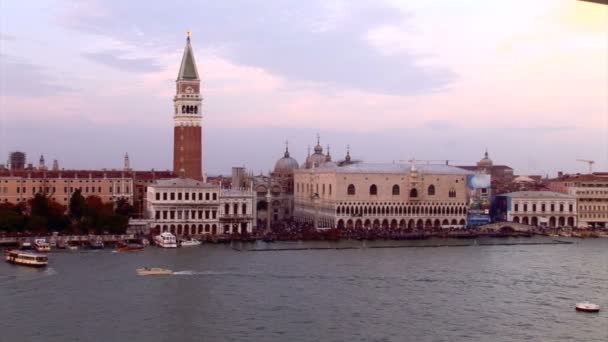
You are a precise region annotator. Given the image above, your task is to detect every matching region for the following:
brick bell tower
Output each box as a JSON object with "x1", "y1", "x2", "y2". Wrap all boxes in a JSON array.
[{"x1": 173, "y1": 31, "x2": 203, "y2": 180}]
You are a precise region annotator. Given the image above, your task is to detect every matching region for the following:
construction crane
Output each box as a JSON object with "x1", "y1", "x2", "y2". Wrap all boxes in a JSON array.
[{"x1": 576, "y1": 159, "x2": 595, "y2": 174}]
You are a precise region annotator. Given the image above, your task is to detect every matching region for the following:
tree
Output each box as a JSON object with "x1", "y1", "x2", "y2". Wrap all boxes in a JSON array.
[
  {"x1": 69, "y1": 189, "x2": 86, "y2": 220},
  {"x1": 0, "y1": 203, "x2": 26, "y2": 233},
  {"x1": 115, "y1": 198, "x2": 134, "y2": 217}
]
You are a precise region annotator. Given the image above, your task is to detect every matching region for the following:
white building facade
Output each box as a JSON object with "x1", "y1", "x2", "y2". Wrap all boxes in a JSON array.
[
  {"x1": 145, "y1": 177, "x2": 254, "y2": 236},
  {"x1": 498, "y1": 191, "x2": 577, "y2": 227}
]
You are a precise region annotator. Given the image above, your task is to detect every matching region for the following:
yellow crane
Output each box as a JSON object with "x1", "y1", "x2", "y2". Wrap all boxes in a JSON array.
[{"x1": 576, "y1": 159, "x2": 595, "y2": 174}]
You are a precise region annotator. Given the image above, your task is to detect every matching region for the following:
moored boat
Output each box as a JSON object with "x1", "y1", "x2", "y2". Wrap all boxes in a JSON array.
[
  {"x1": 88, "y1": 237, "x2": 104, "y2": 249},
  {"x1": 34, "y1": 239, "x2": 51, "y2": 253},
  {"x1": 154, "y1": 232, "x2": 177, "y2": 248},
  {"x1": 5, "y1": 250, "x2": 48, "y2": 267},
  {"x1": 575, "y1": 302, "x2": 600, "y2": 312},
  {"x1": 19, "y1": 241, "x2": 33, "y2": 250},
  {"x1": 117, "y1": 242, "x2": 145, "y2": 252},
  {"x1": 136, "y1": 267, "x2": 173, "y2": 276},
  {"x1": 179, "y1": 238, "x2": 201, "y2": 247}
]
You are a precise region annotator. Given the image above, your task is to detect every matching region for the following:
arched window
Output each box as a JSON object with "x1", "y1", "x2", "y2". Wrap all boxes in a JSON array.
[
  {"x1": 242, "y1": 203, "x2": 247, "y2": 214},
  {"x1": 369, "y1": 184, "x2": 377, "y2": 195},
  {"x1": 428, "y1": 185, "x2": 436, "y2": 196},
  {"x1": 224, "y1": 203, "x2": 230, "y2": 214},
  {"x1": 182, "y1": 105, "x2": 185, "y2": 113},
  {"x1": 194, "y1": 106, "x2": 198, "y2": 114},
  {"x1": 392, "y1": 185, "x2": 400, "y2": 195},
  {"x1": 347, "y1": 184, "x2": 356, "y2": 195},
  {"x1": 410, "y1": 188, "x2": 418, "y2": 198},
  {"x1": 449, "y1": 189, "x2": 456, "y2": 198}
]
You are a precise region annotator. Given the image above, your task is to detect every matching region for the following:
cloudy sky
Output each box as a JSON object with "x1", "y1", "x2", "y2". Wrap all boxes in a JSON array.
[{"x1": 1, "y1": 0, "x2": 606, "y2": 176}]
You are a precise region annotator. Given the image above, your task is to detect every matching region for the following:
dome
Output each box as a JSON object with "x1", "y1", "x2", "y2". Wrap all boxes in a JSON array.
[
  {"x1": 477, "y1": 150, "x2": 493, "y2": 168},
  {"x1": 274, "y1": 148, "x2": 299, "y2": 174},
  {"x1": 304, "y1": 153, "x2": 326, "y2": 169}
]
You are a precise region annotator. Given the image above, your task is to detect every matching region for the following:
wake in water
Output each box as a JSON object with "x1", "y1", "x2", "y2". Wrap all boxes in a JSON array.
[{"x1": 172, "y1": 270, "x2": 242, "y2": 276}]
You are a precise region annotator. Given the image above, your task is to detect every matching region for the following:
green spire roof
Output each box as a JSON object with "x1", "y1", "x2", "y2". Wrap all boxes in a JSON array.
[{"x1": 177, "y1": 35, "x2": 199, "y2": 80}]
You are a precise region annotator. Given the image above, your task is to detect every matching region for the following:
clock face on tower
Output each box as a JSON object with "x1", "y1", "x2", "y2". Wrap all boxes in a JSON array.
[{"x1": 185, "y1": 86, "x2": 194, "y2": 94}]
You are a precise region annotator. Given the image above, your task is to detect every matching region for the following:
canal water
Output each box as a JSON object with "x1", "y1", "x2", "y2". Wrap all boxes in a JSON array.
[{"x1": 1, "y1": 237, "x2": 606, "y2": 342}]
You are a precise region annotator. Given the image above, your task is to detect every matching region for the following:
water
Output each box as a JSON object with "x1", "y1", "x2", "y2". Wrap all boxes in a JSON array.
[{"x1": 1, "y1": 238, "x2": 607, "y2": 342}]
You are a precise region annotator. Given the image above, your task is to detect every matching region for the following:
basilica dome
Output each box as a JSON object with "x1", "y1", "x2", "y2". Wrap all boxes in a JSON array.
[
  {"x1": 274, "y1": 148, "x2": 299, "y2": 175},
  {"x1": 303, "y1": 143, "x2": 326, "y2": 169},
  {"x1": 477, "y1": 150, "x2": 493, "y2": 168}
]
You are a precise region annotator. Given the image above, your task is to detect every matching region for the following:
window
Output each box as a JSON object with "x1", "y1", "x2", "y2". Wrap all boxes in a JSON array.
[
  {"x1": 205, "y1": 210, "x2": 210, "y2": 219},
  {"x1": 370, "y1": 184, "x2": 377, "y2": 195},
  {"x1": 329, "y1": 184, "x2": 332, "y2": 195},
  {"x1": 185, "y1": 192, "x2": 189, "y2": 200},
  {"x1": 178, "y1": 192, "x2": 182, "y2": 200},
  {"x1": 198, "y1": 193, "x2": 202, "y2": 201},
  {"x1": 212, "y1": 193, "x2": 217, "y2": 200},
  {"x1": 163, "y1": 193, "x2": 167, "y2": 200},
  {"x1": 541, "y1": 204, "x2": 545, "y2": 212},
  {"x1": 410, "y1": 188, "x2": 418, "y2": 198},
  {"x1": 170, "y1": 192, "x2": 175, "y2": 200},
  {"x1": 155, "y1": 193, "x2": 160, "y2": 201},
  {"x1": 233, "y1": 203, "x2": 238, "y2": 215},
  {"x1": 428, "y1": 185, "x2": 436, "y2": 196},
  {"x1": 242, "y1": 203, "x2": 247, "y2": 214},
  {"x1": 559, "y1": 204, "x2": 564, "y2": 212},
  {"x1": 205, "y1": 193, "x2": 210, "y2": 200},
  {"x1": 392, "y1": 185, "x2": 400, "y2": 195},
  {"x1": 224, "y1": 203, "x2": 230, "y2": 214},
  {"x1": 448, "y1": 189, "x2": 456, "y2": 198},
  {"x1": 514, "y1": 203, "x2": 519, "y2": 212},
  {"x1": 347, "y1": 184, "x2": 356, "y2": 195},
  {"x1": 532, "y1": 204, "x2": 536, "y2": 212},
  {"x1": 212, "y1": 211, "x2": 217, "y2": 219}
]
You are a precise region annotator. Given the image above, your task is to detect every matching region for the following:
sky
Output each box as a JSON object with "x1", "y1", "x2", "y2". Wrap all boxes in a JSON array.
[{"x1": 0, "y1": 0, "x2": 607, "y2": 176}]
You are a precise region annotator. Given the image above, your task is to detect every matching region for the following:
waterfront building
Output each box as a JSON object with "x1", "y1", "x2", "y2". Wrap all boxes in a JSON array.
[
  {"x1": 144, "y1": 176, "x2": 254, "y2": 236},
  {"x1": 494, "y1": 191, "x2": 577, "y2": 227},
  {"x1": 0, "y1": 170, "x2": 135, "y2": 206},
  {"x1": 549, "y1": 173, "x2": 608, "y2": 228},
  {"x1": 458, "y1": 150, "x2": 515, "y2": 194},
  {"x1": 293, "y1": 148, "x2": 472, "y2": 229},
  {"x1": 173, "y1": 32, "x2": 203, "y2": 180}
]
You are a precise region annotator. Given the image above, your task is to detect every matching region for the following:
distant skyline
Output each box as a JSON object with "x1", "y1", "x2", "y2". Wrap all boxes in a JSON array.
[{"x1": 1, "y1": 0, "x2": 606, "y2": 176}]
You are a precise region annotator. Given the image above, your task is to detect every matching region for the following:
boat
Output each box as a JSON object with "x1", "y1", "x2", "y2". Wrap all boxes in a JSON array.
[
  {"x1": 88, "y1": 237, "x2": 104, "y2": 249},
  {"x1": 19, "y1": 241, "x2": 33, "y2": 250},
  {"x1": 67, "y1": 244, "x2": 79, "y2": 251},
  {"x1": 34, "y1": 239, "x2": 51, "y2": 253},
  {"x1": 153, "y1": 232, "x2": 178, "y2": 248},
  {"x1": 117, "y1": 242, "x2": 145, "y2": 252},
  {"x1": 56, "y1": 240, "x2": 67, "y2": 249},
  {"x1": 5, "y1": 250, "x2": 48, "y2": 267},
  {"x1": 575, "y1": 302, "x2": 600, "y2": 312},
  {"x1": 136, "y1": 267, "x2": 173, "y2": 276},
  {"x1": 179, "y1": 238, "x2": 201, "y2": 247}
]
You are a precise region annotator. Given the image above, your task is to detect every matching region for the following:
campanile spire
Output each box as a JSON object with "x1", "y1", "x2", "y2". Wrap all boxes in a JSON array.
[{"x1": 173, "y1": 33, "x2": 203, "y2": 180}]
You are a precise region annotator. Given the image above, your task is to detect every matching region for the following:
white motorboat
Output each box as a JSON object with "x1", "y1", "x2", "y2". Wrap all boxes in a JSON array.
[
  {"x1": 154, "y1": 232, "x2": 177, "y2": 248},
  {"x1": 575, "y1": 302, "x2": 600, "y2": 312},
  {"x1": 136, "y1": 267, "x2": 173, "y2": 276},
  {"x1": 34, "y1": 239, "x2": 51, "y2": 253},
  {"x1": 179, "y1": 238, "x2": 201, "y2": 247},
  {"x1": 5, "y1": 250, "x2": 48, "y2": 267}
]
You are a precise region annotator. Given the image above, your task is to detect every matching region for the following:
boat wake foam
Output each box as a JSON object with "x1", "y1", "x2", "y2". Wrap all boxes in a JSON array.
[{"x1": 172, "y1": 270, "x2": 237, "y2": 276}]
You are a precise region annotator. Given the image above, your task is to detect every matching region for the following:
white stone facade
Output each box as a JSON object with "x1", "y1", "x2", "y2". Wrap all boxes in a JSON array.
[
  {"x1": 293, "y1": 163, "x2": 472, "y2": 229},
  {"x1": 145, "y1": 177, "x2": 254, "y2": 236},
  {"x1": 501, "y1": 191, "x2": 577, "y2": 227}
]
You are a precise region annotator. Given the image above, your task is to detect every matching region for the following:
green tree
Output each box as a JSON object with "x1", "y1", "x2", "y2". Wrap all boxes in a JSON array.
[
  {"x1": 69, "y1": 189, "x2": 86, "y2": 220},
  {"x1": 115, "y1": 198, "x2": 134, "y2": 217},
  {"x1": 0, "y1": 203, "x2": 26, "y2": 233},
  {"x1": 25, "y1": 215, "x2": 48, "y2": 233}
]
